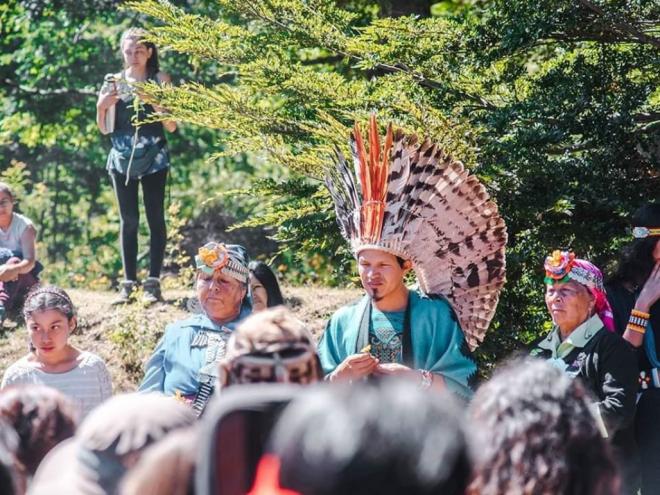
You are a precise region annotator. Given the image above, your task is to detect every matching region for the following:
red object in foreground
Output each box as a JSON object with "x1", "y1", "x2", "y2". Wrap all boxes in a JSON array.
[{"x1": 247, "y1": 454, "x2": 301, "y2": 495}]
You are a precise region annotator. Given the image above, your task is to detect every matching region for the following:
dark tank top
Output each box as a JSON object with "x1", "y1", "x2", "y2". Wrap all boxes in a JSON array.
[
  {"x1": 112, "y1": 98, "x2": 166, "y2": 139},
  {"x1": 106, "y1": 73, "x2": 170, "y2": 176}
]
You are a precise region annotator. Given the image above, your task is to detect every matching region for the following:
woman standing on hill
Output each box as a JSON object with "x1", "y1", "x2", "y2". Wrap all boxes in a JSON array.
[
  {"x1": 606, "y1": 203, "x2": 660, "y2": 494},
  {"x1": 96, "y1": 28, "x2": 176, "y2": 305}
]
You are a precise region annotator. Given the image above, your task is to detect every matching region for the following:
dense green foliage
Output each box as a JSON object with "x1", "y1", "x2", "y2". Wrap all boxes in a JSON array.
[
  {"x1": 125, "y1": 0, "x2": 658, "y2": 366},
  {"x1": 0, "y1": 0, "x2": 269, "y2": 288},
  {"x1": 1, "y1": 0, "x2": 658, "y2": 368}
]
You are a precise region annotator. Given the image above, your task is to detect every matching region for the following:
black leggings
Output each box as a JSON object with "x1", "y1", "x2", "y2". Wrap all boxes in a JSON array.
[{"x1": 110, "y1": 168, "x2": 168, "y2": 281}]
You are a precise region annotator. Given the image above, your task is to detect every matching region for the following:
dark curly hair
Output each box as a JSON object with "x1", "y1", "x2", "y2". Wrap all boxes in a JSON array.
[
  {"x1": 468, "y1": 359, "x2": 619, "y2": 495},
  {"x1": 0, "y1": 386, "x2": 77, "y2": 475},
  {"x1": 608, "y1": 203, "x2": 660, "y2": 289},
  {"x1": 0, "y1": 418, "x2": 19, "y2": 495}
]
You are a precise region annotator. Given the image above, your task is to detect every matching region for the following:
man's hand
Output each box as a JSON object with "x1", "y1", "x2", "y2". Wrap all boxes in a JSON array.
[
  {"x1": 373, "y1": 362, "x2": 417, "y2": 379},
  {"x1": 330, "y1": 353, "x2": 379, "y2": 382}
]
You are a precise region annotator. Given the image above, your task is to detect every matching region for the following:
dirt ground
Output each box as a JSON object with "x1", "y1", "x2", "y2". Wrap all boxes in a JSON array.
[{"x1": 0, "y1": 285, "x2": 361, "y2": 392}]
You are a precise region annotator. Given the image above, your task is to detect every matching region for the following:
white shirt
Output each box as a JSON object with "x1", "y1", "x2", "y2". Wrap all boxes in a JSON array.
[
  {"x1": 0, "y1": 212, "x2": 33, "y2": 254},
  {"x1": 1, "y1": 351, "x2": 113, "y2": 418}
]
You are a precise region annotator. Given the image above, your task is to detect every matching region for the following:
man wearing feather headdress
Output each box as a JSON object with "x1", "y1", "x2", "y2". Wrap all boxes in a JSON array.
[{"x1": 318, "y1": 115, "x2": 507, "y2": 397}]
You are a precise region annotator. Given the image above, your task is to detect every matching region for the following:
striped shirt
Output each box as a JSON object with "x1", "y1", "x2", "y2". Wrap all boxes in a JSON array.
[{"x1": 1, "y1": 351, "x2": 112, "y2": 417}]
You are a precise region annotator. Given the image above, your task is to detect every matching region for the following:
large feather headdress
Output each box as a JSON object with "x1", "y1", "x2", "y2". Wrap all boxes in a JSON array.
[{"x1": 325, "y1": 115, "x2": 507, "y2": 350}]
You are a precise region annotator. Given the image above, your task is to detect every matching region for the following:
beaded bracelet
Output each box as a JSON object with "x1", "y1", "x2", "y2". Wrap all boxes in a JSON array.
[
  {"x1": 627, "y1": 309, "x2": 650, "y2": 335},
  {"x1": 630, "y1": 315, "x2": 650, "y2": 327},
  {"x1": 632, "y1": 309, "x2": 651, "y2": 319},
  {"x1": 627, "y1": 323, "x2": 647, "y2": 335}
]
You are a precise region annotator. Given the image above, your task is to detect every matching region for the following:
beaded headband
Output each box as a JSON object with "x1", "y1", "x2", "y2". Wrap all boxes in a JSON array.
[
  {"x1": 543, "y1": 250, "x2": 604, "y2": 292},
  {"x1": 194, "y1": 242, "x2": 249, "y2": 283},
  {"x1": 632, "y1": 227, "x2": 660, "y2": 239}
]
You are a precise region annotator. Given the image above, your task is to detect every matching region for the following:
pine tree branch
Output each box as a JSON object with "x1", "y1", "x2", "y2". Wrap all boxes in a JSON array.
[
  {"x1": 544, "y1": 32, "x2": 653, "y2": 45},
  {"x1": 1, "y1": 79, "x2": 97, "y2": 97},
  {"x1": 240, "y1": 0, "x2": 497, "y2": 110},
  {"x1": 578, "y1": 0, "x2": 660, "y2": 49}
]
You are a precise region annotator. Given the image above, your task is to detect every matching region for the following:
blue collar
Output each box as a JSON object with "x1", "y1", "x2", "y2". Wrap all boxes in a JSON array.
[{"x1": 193, "y1": 304, "x2": 252, "y2": 332}]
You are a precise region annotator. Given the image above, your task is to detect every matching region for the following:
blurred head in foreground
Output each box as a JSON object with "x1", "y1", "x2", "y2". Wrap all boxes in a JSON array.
[
  {"x1": 468, "y1": 359, "x2": 619, "y2": 495},
  {"x1": 31, "y1": 393, "x2": 195, "y2": 495},
  {"x1": 253, "y1": 378, "x2": 470, "y2": 495},
  {"x1": 0, "y1": 385, "x2": 77, "y2": 476},
  {"x1": 219, "y1": 307, "x2": 322, "y2": 388}
]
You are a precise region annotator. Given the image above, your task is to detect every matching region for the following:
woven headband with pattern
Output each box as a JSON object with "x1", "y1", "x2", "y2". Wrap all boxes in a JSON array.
[
  {"x1": 195, "y1": 242, "x2": 249, "y2": 283},
  {"x1": 543, "y1": 250, "x2": 604, "y2": 292},
  {"x1": 325, "y1": 114, "x2": 507, "y2": 351}
]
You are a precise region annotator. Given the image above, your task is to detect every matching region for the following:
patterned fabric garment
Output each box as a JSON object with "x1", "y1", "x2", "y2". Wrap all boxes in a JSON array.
[
  {"x1": 106, "y1": 134, "x2": 170, "y2": 177},
  {"x1": 369, "y1": 308, "x2": 404, "y2": 364},
  {"x1": 139, "y1": 309, "x2": 251, "y2": 396}
]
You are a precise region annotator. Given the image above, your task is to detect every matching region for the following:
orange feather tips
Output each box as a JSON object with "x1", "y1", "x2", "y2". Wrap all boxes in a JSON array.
[
  {"x1": 354, "y1": 114, "x2": 391, "y2": 245},
  {"x1": 327, "y1": 114, "x2": 508, "y2": 351}
]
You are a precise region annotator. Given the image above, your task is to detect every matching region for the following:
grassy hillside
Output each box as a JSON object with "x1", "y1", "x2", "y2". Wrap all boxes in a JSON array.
[{"x1": 0, "y1": 286, "x2": 361, "y2": 392}]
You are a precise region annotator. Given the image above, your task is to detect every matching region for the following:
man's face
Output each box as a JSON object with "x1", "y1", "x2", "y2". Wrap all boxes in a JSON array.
[
  {"x1": 357, "y1": 249, "x2": 410, "y2": 301},
  {"x1": 196, "y1": 270, "x2": 247, "y2": 322}
]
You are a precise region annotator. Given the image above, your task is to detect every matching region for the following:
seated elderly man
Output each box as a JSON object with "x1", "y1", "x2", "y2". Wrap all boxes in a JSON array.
[
  {"x1": 139, "y1": 242, "x2": 252, "y2": 414},
  {"x1": 218, "y1": 306, "x2": 323, "y2": 388}
]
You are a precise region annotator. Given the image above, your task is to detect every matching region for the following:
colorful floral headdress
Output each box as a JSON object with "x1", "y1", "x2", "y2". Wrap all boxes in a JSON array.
[
  {"x1": 543, "y1": 250, "x2": 614, "y2": 331},
  {"x1": 543, "y1": 250, "x2": 604, "y2": 291},
  {"x1": 195, "y1": 242, "x2": 250, "y2": 283}
]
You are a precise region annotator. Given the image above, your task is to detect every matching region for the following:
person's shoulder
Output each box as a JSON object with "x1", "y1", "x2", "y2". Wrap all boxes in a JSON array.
[
  {"x1": 412, "y1": 291, "x2": 455, "y2": 316},
  {"x1": 2, "y1": 356, "x2": 36, "y2": 383},
  {"x1": 77, "y1": 351, "x2": 109, "y2": 369},
  {"x1": 12, "y1": 212, "x2": 34, "y2": 228},
  {"x1": 529, "y1": 331, "x2": 554, "y2": 357},
  {"x1": 165, "y1": 314, "x2": 214, "y2": 334},
  {"x1": 328, "y1": 297, "x2": 366, "y2": 323},
  {"x1": 595, "y1": 327, "x2": 631, "y2": 350}
]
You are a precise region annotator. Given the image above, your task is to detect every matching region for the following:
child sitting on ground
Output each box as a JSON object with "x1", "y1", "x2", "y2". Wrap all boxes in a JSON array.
[
  {"x1": 1, "y1": 286, "x2": 112, "y2": 417},
  {"x1": 0, "y1": 182, "x2": 40, "y2": 321}
]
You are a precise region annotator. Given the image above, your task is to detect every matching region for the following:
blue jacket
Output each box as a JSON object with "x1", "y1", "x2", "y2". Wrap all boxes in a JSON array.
[
  {"x1": 318, "y1": 291, "x2": 478, "y2": 398},
  {"x1": 139, "y1": 308, "x2": 250, "y2": 395}
]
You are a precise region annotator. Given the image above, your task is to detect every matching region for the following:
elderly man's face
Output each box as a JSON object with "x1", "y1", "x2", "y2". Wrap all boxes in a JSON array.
[
  {"x1": 196, "y1": 270, "x2": 247, "y2": 323},
  {"x1": 545, "y1": 280, "x2": 594, "y2": 334}
]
